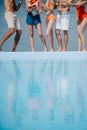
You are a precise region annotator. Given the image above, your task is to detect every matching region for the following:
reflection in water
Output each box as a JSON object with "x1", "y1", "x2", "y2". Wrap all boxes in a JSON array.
[
  {"x1": 0, "y1": 60, "x2": 87, "y2": 130},
  {"x1": 6, "y1": 61, "x2": 24, "y2": 127},
  {"x1": 28, "y1": 61, "x2": 41, "y2": 120},
  {"x1": 77, "y1": 60, "x2": 87, "y2": 122},
  {"x1": 46, "y1": 61, "x2": 56, "y2": 120},
  {"x1": 56, "y1": 60, "x2": 69, "y2": 99},
  {"x1": 55, "y1": 60, "x2": 74, "y2": 124}
]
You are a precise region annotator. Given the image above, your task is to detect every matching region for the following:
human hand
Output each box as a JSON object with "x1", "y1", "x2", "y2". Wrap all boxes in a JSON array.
[{"x1": 39, "y1": 2, "x2": 44, "y2": 8}]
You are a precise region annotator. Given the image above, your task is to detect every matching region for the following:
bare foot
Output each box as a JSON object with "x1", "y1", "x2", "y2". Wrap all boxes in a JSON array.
[
  {"x1": 50, "y1": 48, "x2": 54, "y2": 52},
  {"x1": 83, "y1": 48, "x2": 87, "y2": 51},
  {"x1": 62, "y1": 49, "x2": 66, "y2": 52},
  {"x1": 78, "y1": 49, "x2": 82, "y2": 51},
  {"x1": 31, "y1": 48, "x2": 35, "y2": 52},
  {"x1": 57, "y1": 48, "x2": 63, "y2": 52},
  {"x1": 63, "y1": 48, "x2": 67, "y2": 52},
  {"x1": 44, "y1": 47, "x2": 48, "y2": 52},
  {"x1": 78, "y1": 47, "x2": 82, "y2": 51}
]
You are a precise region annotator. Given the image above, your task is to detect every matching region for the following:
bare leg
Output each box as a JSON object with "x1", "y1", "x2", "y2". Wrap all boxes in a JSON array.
[
  {"x1": 49, "y1": 29, "x2": 54, "y2": 46},
  {"x1": 63, "y1": 30, "x2": 68, "y2": 51},
  {"x1": 78, "y1": 18, "x2": 87, "y2": 51},
  {"x1": 12, "y1": 30, "x2": 22, "y2": 52},
  {"x1": 0, "y1": 28, "x2": 15, "y2": 50},
  {"x1": 77, "y1": 25, "x2": 82, "y2": 51},
  {"x1": 77, "y1": 21, "x2": 83, "y2": 51},
  {"x1": 37, "y1": 23, "x2": 48, "y2": 51},
  {"x1": 55, "y1": 29, "x2": 63, "y2": 52},
  {"x1": 46, "y1": 19, "x2": 55, "y2": 51},
  {"x1": 78, "y1": 35, "x2": 82, "y2": 51},
  {"x1": 48, "y1": 29, "x2": 54, "y2": 51},
  {"x1": 28, "y1": 25, "x2": 34, "y2": 52}
]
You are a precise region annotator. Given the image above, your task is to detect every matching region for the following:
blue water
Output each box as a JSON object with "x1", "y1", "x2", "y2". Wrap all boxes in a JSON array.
[
  {"x1": 0, "y1": 58, "x2": 87, "y2": 130},
  {"x1": 0, "y1": 0, "x2": 85, "y2": 51}
]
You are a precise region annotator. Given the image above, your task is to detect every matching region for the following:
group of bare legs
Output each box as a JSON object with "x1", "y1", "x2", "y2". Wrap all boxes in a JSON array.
[
  {"x1": 0, "y1": 0, "x2": 87, "y2": 52},
  {"x1": 27, "y1": 0, "x2": 87, "y2": 52},
  {"x1": 0, "y1": 29, "x2": 21, "y2": 52},
  {"x1": 61, "y1": 0, "x2": 87, "y2": 51},
  {"x1": 0, "y1": 0, "x2": 71, "y2": 52},
  {"x1": 27, "y1": 23, "x2": 48, "y2": 52}
]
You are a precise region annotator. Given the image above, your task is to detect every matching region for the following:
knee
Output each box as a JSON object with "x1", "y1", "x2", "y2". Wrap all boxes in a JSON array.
[
  {"x1": 46, "y1": 32, "x2": 49, "y2": 37},
  {"x1": 38, "y1": 33, "x2": 43, "y2": 38},
  {"x1": 55, "y1": 29, "x2": 60, "y2": 36},
  {"x1": 16, "y1": 30, "x2": 22, "y2": 36},
  {"x1": 46, "y1": 30, "x2": 50, "y2": 37},
  {"x1": 77, "y1": 27, "x2": 83, "y2": 37},
  {"x1": 30, "y1": 32, "x2": 34, "y2": 37},
  {"x1": 64, "y1": 30, "x2": 68, "y2": 37},
  {"x1": 9, "y1": 28, "x2": 15, "y2": 35}
]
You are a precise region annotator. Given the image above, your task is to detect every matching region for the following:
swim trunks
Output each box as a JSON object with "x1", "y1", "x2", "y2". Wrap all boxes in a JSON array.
[
  {"x1": 76, "y1": 6, "x2": 87, "y2": 22},
  {"x1": 56, "y1": 12, "x2": 70, "y2": 30},
  {"x1": 45, "y1": 1, "x2": 55, "y2": 22},
  {"x1": 5, "y1": 12, "x2": 21, "y2": 30},
  {"x1": 46, "y1": 15, "x2": 56, "y2": 22},
  {"x1": 26, "y1": 12, "x2": 41, "y2": 25}
]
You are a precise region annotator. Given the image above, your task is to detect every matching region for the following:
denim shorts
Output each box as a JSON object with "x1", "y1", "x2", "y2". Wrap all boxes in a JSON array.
[{"x1": 26, "y1": 12, "x2": 41, "y2": 25}]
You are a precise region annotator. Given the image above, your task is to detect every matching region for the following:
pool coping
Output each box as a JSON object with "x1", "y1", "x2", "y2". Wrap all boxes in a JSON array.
[{"x1": 0, "y1": 52, "x2": 87, "y2": 60}]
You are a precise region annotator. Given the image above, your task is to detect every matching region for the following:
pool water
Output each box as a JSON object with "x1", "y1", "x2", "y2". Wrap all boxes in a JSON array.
[{"x1": 0, "y1": 54, "x2": 87, "y2": 130}]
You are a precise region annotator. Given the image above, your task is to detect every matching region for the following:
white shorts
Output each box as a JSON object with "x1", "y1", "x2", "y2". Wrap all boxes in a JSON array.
[
  {"x1": 56, "y1": 12, "x2": 70, "y2": 30},
  {"x1": 5, "y1": 12, "x2": 21, "y2": 30}
]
